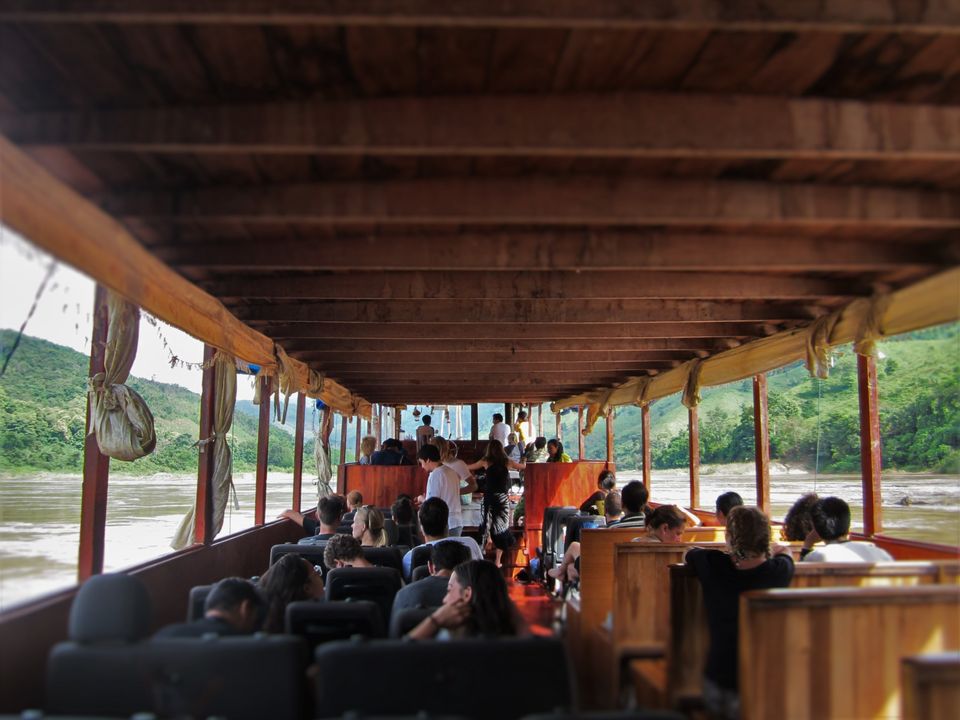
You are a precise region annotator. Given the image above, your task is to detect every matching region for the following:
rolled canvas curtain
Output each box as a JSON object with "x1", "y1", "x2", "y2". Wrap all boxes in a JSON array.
[
  {"x1": 171, "y1": 351, "x2": 237, "y2": 549},
  {"x1": 88, "y1": 290, "x2": 156, "y2": 461}
]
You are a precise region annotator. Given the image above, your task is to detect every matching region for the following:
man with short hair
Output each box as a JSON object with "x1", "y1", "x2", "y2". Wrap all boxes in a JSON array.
[
  {"x1": 155, "y1": 577, "x2": 264, "y2": 638},
  {"x1": 402, "y1": 498, "x2": 482, "y2": 578},
  {"x1": 523, "y1": 436, "x2": 548, "y2": 463},
  {"x1": 608, "y1": 480, "x2": 649, "y2": 529},
  {"x1": 323, "y1": 533, "x2": 375, "y2": 569},
  {"x1": 391, "y1": 540, "x2": 472, "y2": 614},
  {"x1": 802, "y1": 496, "x2": 893, "y2": 562},
  {"x1": 604, "y1": 491, "x2": 624, "y2": 525},
  {"x1": 371, "y1": 438, "x2": 405, "y2": 466},
  {"x1": 416, "y1": 444, "x2": 464, "y2": 536},
  {"x1": 489, "y1": 413, "x2": 510, "y2": 445},
  {"x1": 278, "y1": 494, "x2": 346, "y2": 541},
  {"x1": 416, "y1": 415, "x2": 435, "y2": 451},
  {"x1": 715, "y1": 491, "x2": 744, "y2": 527}
]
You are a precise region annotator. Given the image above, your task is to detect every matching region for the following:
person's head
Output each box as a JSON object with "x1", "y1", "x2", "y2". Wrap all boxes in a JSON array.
[
  {"x1": 352, "y1": 506, "x2": 387, "y2": 546},
  {"x1": 621, "y1": 480, "x2": 650, "y2": 514},
  {"x1": 715, "y1": 491, "x2": 744, "y2": 526},
  {"x1": 432, "y1": 435, "x2": 449, "y2": 457},
  {"x1": 782, "y1": 493, "x2": 820, "y2": 541},
  {"x1": 418, "y1": 497, "x2": 450, "y2": 539},
  {"x1": 392, "y1": 495, "x2": 416, "y2": 526},
  {"x1": 812, "y1": 496, "x2": 852, "y2": 541},
  {"x1": 507, "y1": 432, "x2": 518, "y2": 446},
  {"x1": 417, "y1": 443, "x2": 442, "y2": 470},
  {"x1": 359, "y1": 435, "x2": 377, "y2": 458},
  {"x1": 604, "y1": 491, "x2": 623, "y2": 522},
  {"x1": 346, "y1": 490, "x2": 363, "y2": 510},
  {"x1": 597, "y1": 470, "x2": 616, "y2": 492},
  {"x1": 258, "y1": 553, "x2": 324, "y2": 632},
  {"x1": 534, "y1": 436, "x2": 547, "y2": 450},
  {"x1": 546, "y1": 439, "x2": 564, "y2": 460},
  {"x1": 422, "y1": 415, "x2": 432, "y2": 426},
  {"x1": 323, "y1": 533, "x2": 369, "y2": 569},
  {"x1": 492, "y1": 413, "x2": 504, "y2": 424},
  {"x1": 445, "y1": 560, "x2": 517, "y2": 637},
  {"x1": 204, "y1": 577, "x2": 265, "y2": 633},
  {"x1": 726, "y1": 506, "x2": 771, "y2": 560},
  {"x1": 482, "y1": 439, "x2": 509, "y2": 465},
  {"x1": 428, "y1": 540, "x2": 472, "y2": 577},
  {"x1": 646, "y1": 505, "x2": 688, "y2": 543},
  {"x1": 517, "y1": 411, "x2": 527, "y2": 422},
  {"x1": 443, "y1": 441, "x2": 459, "y2": 462},
  {"x1": 317, "y1": 494, "x2": 346, "y2": 530}
]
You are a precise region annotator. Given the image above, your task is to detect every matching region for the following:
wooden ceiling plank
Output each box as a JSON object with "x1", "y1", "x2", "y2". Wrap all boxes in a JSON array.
[
  {"x1": 236, "y1": 298, "x2": 818, "y2": 324},
  {"x1": 288, "y1": 350, "x2": 698, "y2": 363},
  {"x1": 101, "y1": 176, "x2": 960, "y2": 228},
  {"x1": 281, "y1": 338, "x2": 730, "y2": 353},
  {"x1": 6, "y1": 93, "x2": 959, "y2": 161},
  {"x1": 2, "y1": 1, "x2": 958, "y2": 33},
  {"x1": 158, "y1": 232, "x2": 956, "y2": 271}
]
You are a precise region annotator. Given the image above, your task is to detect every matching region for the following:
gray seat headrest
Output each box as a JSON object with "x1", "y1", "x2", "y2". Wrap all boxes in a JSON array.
[{"x1": 69, "y1": 573, "x2": 151, "y2": 643}]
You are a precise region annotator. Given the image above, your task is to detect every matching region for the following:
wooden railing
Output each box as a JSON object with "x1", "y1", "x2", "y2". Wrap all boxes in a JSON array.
[{"x1": 902, "y1": 652, "x2": 960, "y2": 720}]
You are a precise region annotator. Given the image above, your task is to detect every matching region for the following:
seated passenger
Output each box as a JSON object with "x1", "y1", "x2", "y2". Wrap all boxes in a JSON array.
[
  {"x1": 604, "y1": 491, "x2": 623, "y2": 525},
  {"x1": 401, "y1": 498, "x2": 483, "y2": 578},
  {"x1": 323, "y1": 533, "x2": 374, "y2": 569},
  {"x1": 782, "y1": 492, "x2": 819, "y2": 542},
  {"x1": 371, "y1": 438, "x2": 413, "y2": 466},
  {"x1": 353, "y1": 506, "x2": 388, "y2": 547},
  {"x1": 547, "y1": 491, "x2": 624, "y2": 583},
  {"x1": 523, "y1": 436, "x2": 548, "y2": 463},
  {"x1": 504, "y1": 433, "x2": 524, "y2": 464},
  {"x1": 801, "y1": 496, "x2": 894, "y2": 562},
  {"x1": 545, "y1": 439, "x2": 571, "y2": 463},
  {"x1": 358, "y1": 435, "x2": 377, "y2": 465},
  {"x1": 277, "y1": 493, "x2": 345, "y2": 540},
  {"x1": 634, "y1": 505, "x2": 690, "y2": 543},
  {"x1": 607, "y1": 480, "x2": 649, "y2": 529},
  {"x1": 391, "y1": 541, "x2": 472, "y2": 614},
  {"x1": 155, "y1": 577, "x2": 264, "y2": 638},
  {"x1": 580, "y1": 469, "x2": 617, "y2": 515},
  {"x1": 392, "y1": 494, "x2": 423, "y2": 548},
  {"x1": 341, "y1": 490, "x2": 363, "y2": 522},
  {"x1": 406, "y1": 560, "x2": 523, "y2": 639},
  {"x1": 714, "y1": 491, "x2": 744, "y2": 526},
  {"x1": 258, "y1": 554, "x2": 325, "y2": 633},
  {"x1": 685, "y1": 506, "x2": 795, "y2": 720}
]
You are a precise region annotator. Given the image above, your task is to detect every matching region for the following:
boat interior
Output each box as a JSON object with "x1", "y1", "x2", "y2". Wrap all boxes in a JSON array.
[{"x1": 0, "y1": 4, "x2": 958, "y2": 719}]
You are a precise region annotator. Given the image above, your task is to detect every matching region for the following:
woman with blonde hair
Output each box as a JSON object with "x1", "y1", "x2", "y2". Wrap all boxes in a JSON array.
[
  {"x1": 685, "y1": 506, "x2": 794, "y2": 720},
  {"x1": 358, "y1": 435, "x2": 377, "y2": 465},
  {"x1": 352, "y1": 505, "x2": 388, "y2": 547}
]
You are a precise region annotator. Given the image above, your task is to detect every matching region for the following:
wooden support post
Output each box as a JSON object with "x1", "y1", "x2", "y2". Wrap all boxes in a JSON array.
[
  {"x1": 393, "y1": 406, "x2": 401, "y2": 440},
  {"x1": 340, "y1": 414, "x2": 349, "y2": 464},
  {"x1": 537, "y1": 403, "x2": 544, "y2": 437},
  {"x1": 354, "y1": 416, "x2": 361, "y2": 458},
  {"x1": 505, "y1": 402, "x2": 513, "y2": 425},
  {"x1": 556, "y1": 411, "x2": 562, "y2": 441},
  {"x1": 194, "y1": 344, "x2": 217, "y2": 545},
  {"x1": 376, "y1": 404, "x2": 382, "y2": 444},
  {"x1": 753, "y1": 374, "x2": 771, "y2": 513},
  {"x1": 641, "y1": 404, "x2": 651, "y2": 491},
  {"x1": 688, "y1": 406, "x2": 700, "y2": 510},
  {"x1": 577, "y1": 406, "x2": 585, "y2": 459},
  {"x1": 78, "y1": 285, "x2": 110, "y2": 582},
  {"x1": 470, "y1": 404, "x2": 479, "y2": 442},
  {"x1": 858, "y1": 354, "x2": 883, "y2": 535},
  {"x1": 605, "y1": 409, "x2": 615, "y2": 466},
  {"x1": 292, "y1": 391, "x2": 305, "y2": 513},
  {"x1": 254, "y1": 375, "x2": 272, "y2": 526}
]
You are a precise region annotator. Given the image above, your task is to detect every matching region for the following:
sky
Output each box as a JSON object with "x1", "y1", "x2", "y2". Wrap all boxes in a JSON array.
[{"x1": 0, "y1": 225, "x2": 256, "y2": 401}]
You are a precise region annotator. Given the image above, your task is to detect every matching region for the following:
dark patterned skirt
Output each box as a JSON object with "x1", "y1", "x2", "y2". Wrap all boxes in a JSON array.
[{"x1": 481, "y1": 492, "x2": 514, "y2": 551}]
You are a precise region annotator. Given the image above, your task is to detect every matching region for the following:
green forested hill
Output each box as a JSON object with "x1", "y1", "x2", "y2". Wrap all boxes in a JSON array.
[
  {"x1": 2, "y1": 326, "x2": 958, "y2": 475},
  {"x1": 0, "y1": 330, "x2": 304, "y2": 474}
]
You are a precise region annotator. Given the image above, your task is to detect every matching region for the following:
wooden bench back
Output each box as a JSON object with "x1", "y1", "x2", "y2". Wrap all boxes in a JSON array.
[
  {"x1": 902, "y1": 652, "x2": 960, "y2": 720},
  {"x1": 740, "y1": 585, "x2": 960, "y2": 720},
  {"x1": 668, "y1": 559, "x2": 960, "y2": 707}
]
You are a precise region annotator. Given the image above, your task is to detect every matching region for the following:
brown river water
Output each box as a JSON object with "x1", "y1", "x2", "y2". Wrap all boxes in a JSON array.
[{"x1": 1, "y1": 468, "x2": 957, "y2": 610}]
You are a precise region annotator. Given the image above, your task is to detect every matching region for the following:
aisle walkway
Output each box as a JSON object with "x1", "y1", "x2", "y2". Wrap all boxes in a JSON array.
[{"x1": 508, "y1": 579, "x2": 561, "y2": 636}]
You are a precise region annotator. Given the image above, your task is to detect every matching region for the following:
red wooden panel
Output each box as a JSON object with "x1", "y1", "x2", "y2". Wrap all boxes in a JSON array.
[
  {"x1": 340, "y1": 464, "x2": 428, "y2": 509},
  {"x1": 523, "y1": 461, "x2": 609, "y2": 557}
]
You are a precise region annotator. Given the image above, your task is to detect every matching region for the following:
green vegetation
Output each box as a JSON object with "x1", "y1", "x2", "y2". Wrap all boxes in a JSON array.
[{"x1": 2, "y1": 325, "x2": 957, "y2": 475}]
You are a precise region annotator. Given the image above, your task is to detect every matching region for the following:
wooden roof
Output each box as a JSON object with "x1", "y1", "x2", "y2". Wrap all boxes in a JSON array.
[{"x1": 1, "y1": 2, "x2": 958, "y2": 405}]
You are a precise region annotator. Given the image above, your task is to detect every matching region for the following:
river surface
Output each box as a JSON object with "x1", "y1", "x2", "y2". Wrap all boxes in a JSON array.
[{"x1": 1, "y1": 469, "x2": 957, "y2": 610}]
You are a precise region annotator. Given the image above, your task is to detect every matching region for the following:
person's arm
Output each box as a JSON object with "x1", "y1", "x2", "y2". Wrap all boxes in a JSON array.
[
  {"x1": 678, "y1": 506, "x2": 702, "y2": 527},
  {"x1": 406, "y1": 600, "x2": 470, "y2": 640},
  {"x1": 465, "y1": 459, "x2": 486, "y2": 472},
  {"x1": 460, "y1": 476, "x2": 478, "y2": 495},
  {"x1": 507, "y1": 458, "x2": 526, "y2": 472},
  {"x1": 799, "y1": 528, "x2": 821, "y2": 560},
  {"x1": 278, "y1": 509, "x2": 305, "y2": 527},
  {"x1": 579, "y1": 492, "x2": 601, "y2": 514}
]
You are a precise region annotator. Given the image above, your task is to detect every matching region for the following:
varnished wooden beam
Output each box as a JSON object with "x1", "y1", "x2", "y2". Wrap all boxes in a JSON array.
[
  {"x1": 289, "y1": 350, "x2": 699, "y2": 364},
  {"x1": 346, "y1": 375, "x2": 632, "y2": 388},
  {"x1": 2, "y1": 1, "x2": 956, "y2": 33},
  {"x1": 159, "y1": 233, "x2": 955, "y2": 272},
  {"x1": 7, "y1": 93, "x2": 959, "y2": 161},
  {"x1": 194, "y1": 344, "x2": 217, "y2": 544},
  {"x1": 102, "y1": 177, "x2": 960, "y2": 228},
  {"x1": 292, "y1": 391, "x2": 305, "y2": 513},
  {"x1": 753, "y1": 373, "x2": 770, "y2": 515},
  {"x1": 254, "y1": 375, "x2": 271, "y2": 526},
  {"x1": 323, "y1": 363, "x2": 672, "y2": 375},
  {"x1": 266, "y1": 322, "x2": 765, "y2": 340},
  {"x1": 688, "y1": 406, "x2": 700, "y2": 510},
  {"x1": 209, "y1": 270, "x2": 865, "y2": 301},
  {"x1": 283, "y1": 339, "x2": 734, "y2": 354},
  {"x1": 238, "y1": 299, "x2": 816, "y2": 324},
  {"x1": 858, "y1": 355, "x2": 883, "y2": 536}
]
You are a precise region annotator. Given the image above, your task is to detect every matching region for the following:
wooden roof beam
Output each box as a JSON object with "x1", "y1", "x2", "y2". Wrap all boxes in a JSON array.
[
  {"x1": 281, "y1": 338, "x2": 732, "y2": 353},
  {"x1": 316, "y1": 363, "x2": 672, "y2": 375},
  {"x1": 265, "y1": 322, "x2": 766, "y2": 340},
  {"x1": 237, "y1": 299, "x2": 817, "y2": 324},
  {"x1": 6, "y1": 93, "x2": 959, "y2": 162},
  {"x1": 158, "y1": 233, "x2": 957, "y2": 272},
  {"x1": 206, "y1": 270, "x2": 867, "y2": 301},
  {"x1": 288, "y1": 350, "x2": 700, "y2": 364},
  {"x1": 102, "y1": 178, "x2": 960, "y2": 229},
  {"x1": 2, "y1": 1, "x2": 957, "y2": 33}
]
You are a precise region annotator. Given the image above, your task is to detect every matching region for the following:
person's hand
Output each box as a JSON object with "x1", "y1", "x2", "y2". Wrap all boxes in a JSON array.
[
  {"x1": 278, "y1": 509, "x2": 304, "y2": 525},
  {"x1": 415, "y1": 494, "x2": 425, "y2": 506},
  {"x1": 803, "y1": 528, "x2": 821, "y2": 550},
  {"x1": 431, "y1": 599, "x2": 470, "y2": 629},
  {"x1": 770, "y1": 543, "x2": 791, "y2": 557}
]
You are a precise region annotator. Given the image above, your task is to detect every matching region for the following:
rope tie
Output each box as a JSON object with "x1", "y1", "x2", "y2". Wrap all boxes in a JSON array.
[
  {"x1": 804, "y1": 310, "x2": 843, "y2": 379},
  {"x1": 681, "y1": 359, "x2": 704, "y2": 409},
  {"x1": 853, "y1": 294, "x2": 893, "y2": 357}
]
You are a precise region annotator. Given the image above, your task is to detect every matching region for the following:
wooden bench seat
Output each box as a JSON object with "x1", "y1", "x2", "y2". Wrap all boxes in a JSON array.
[
  {"x1": 902, "y1": 652, "x2": 960, "y2": 720},
  {"x1": 740, "y1": 585, "x2": 960, "y2": 720}
]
